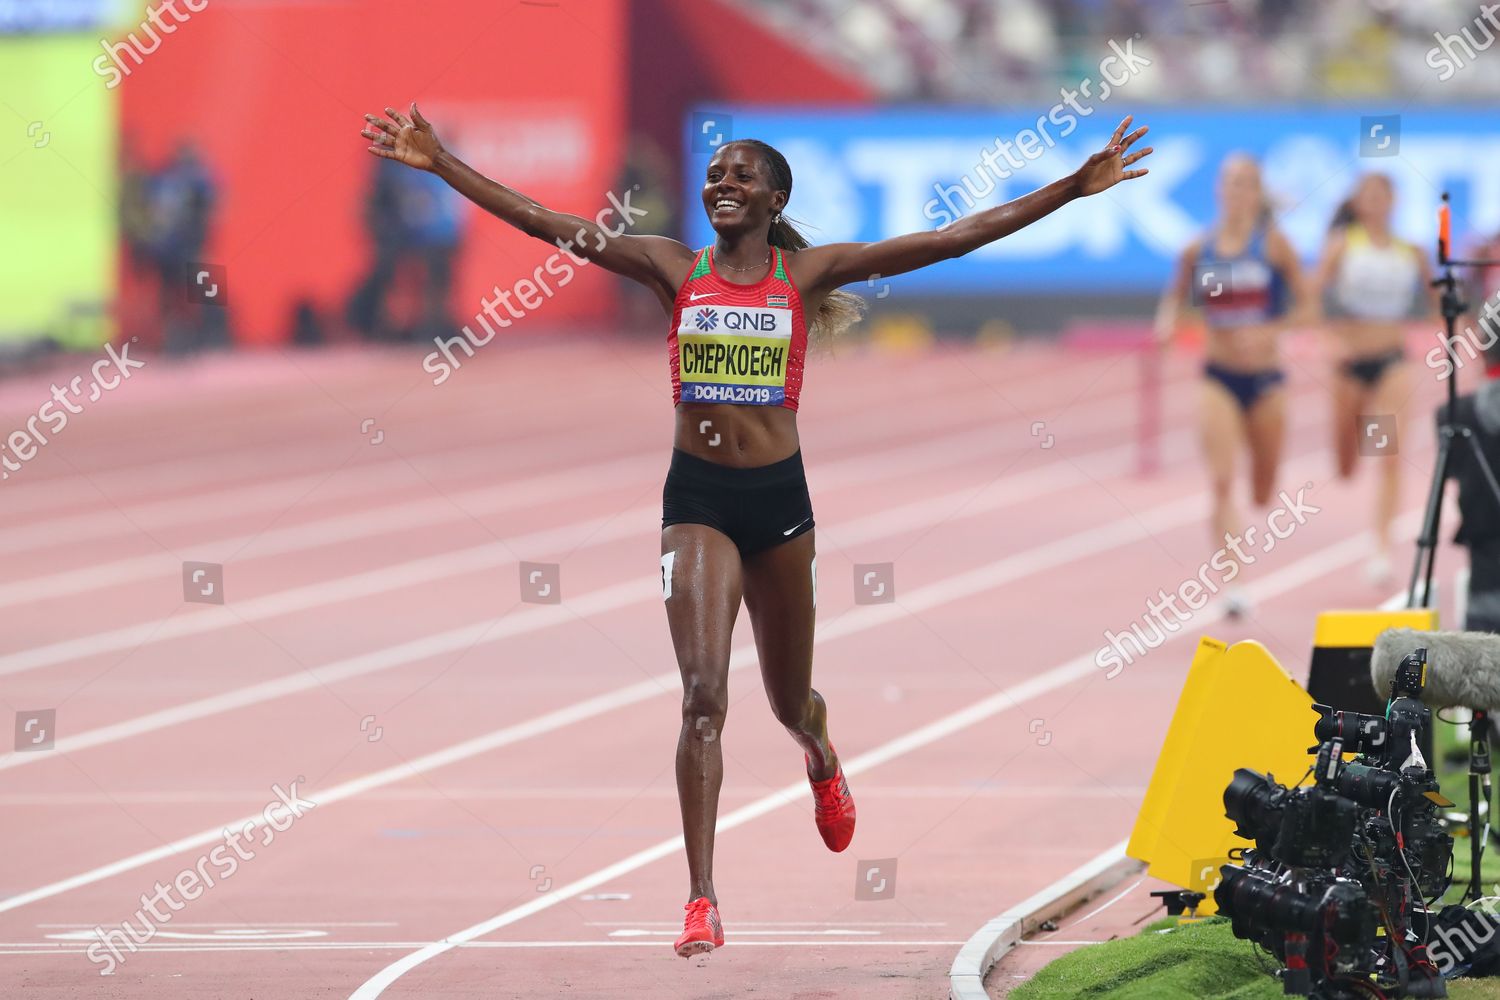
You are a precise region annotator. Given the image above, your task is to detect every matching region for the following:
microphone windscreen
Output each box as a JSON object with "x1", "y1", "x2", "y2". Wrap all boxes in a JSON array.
[{"x1": 1371, "y1": 628, "x2": 1500, "y2": 710}]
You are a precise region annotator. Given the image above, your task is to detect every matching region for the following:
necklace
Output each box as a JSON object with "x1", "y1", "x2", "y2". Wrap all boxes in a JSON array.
[{"x1": 716, "y1": 249, "x2": 770, "y2": 273}]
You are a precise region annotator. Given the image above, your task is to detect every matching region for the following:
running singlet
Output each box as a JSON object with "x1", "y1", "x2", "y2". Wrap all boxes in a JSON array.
[
  {"x1": 668, "y1": 246, "x2": 809, "y2": 410},
  {"x1": 1198, "y1": 228, "x2": 1287, "y2": 330},
  {"x1": 1334, "y1": 224, "x2": 1422, "y2": 321}
]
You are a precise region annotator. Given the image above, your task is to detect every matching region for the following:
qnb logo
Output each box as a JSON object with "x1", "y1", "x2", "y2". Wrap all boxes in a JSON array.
[
  {"x1": 721, "y1": 310, "x2": 784, "y2": 332},
  {"x1": 694, "y1": 308, "x2": 719, "y2": 332}
]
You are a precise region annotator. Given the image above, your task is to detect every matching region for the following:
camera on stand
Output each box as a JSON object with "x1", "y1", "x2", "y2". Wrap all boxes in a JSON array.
[{"x1": 1213, "y1": 648, "x2": 1454, "y2": 999}]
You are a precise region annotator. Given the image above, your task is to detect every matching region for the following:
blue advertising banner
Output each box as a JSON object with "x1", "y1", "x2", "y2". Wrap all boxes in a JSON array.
[
  {"x1": 684, "y1": 106, "x2": 1500, "y2": 294},
  {"x1": 0, "y1": 0, "x2": 117, "y2": 33}
]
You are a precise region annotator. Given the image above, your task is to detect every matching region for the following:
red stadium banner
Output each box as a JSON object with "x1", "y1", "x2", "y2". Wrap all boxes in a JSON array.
[{"x1": 116, "y1": 0, "x2": 625, "y2": 345}]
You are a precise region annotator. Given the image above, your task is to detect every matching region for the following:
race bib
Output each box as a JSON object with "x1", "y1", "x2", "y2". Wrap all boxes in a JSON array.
[{"x1": 678, "y1": 306, "x2": 793, "y2": 406}]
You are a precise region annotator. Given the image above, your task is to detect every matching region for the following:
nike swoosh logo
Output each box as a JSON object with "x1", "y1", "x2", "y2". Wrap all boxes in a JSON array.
[
  {"x1": 782, "y1": 519, "x2": 810, "y2": 536},
  {"x1": 689, "y1": 292, "x2": 720, "y2": 302}
]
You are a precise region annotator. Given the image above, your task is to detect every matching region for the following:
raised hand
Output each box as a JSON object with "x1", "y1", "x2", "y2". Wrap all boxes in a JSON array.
[
  {"x1": 361, "y1": 103, "x2": 444, "y2": 171},
  {"x1": 1074, "y1": 115, "x2": 1152, "y2": 197}
]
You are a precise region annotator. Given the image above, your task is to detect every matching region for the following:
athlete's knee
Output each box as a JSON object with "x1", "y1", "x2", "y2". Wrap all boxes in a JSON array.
[
  {"x1": 767, "y1": 690, "x2": 814, "y2": 732},
  {"x1": 768, "y1": 683, "x2": 828, "y2": 731},
  {"x1": 681, "y1": 679, "x2": 728, "y2": 734}
]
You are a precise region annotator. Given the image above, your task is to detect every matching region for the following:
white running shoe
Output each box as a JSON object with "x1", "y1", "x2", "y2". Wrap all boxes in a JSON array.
[
  {"x1": 1364, "y1": 552, "x2": 1393, "y2": 588},
  {"x1": 1223, "y1": 588, "x2": 1253, "y2": 620}
]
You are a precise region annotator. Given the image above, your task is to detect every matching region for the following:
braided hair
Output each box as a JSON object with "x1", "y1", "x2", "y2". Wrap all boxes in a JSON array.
[{"x1": 722, "y1": 139, "x2": 865, "y2": 350}]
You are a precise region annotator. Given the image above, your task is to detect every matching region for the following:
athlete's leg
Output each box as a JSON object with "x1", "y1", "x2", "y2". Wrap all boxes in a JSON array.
[
  {"x1": 1331, "y1": 372, "x2": 1363, "y2": 480},
  {"x1": 1200, "y1": 378, "x2": 1248, "y2": 555},
  {"x1": 1245, "y1": 386, "x2": 1288, "y2": 508},
  {"x1": 1366, "y1": 361, "x2": 1411, "y2": 557},
  {"x1": 662, "y1": 523, "x2": 744, "y2": 906},
  {"x1": 740, "y1": 531, "x2": 832, "y2": 775}
]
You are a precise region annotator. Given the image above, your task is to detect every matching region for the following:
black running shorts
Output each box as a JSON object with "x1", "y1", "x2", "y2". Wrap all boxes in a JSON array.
[{"x1": 661, "y1": 448, "x2": 815, "y2": 556}]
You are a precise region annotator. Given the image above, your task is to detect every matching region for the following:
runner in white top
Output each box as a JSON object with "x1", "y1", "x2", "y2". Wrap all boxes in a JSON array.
[{"x1": 1315, "y1": 173, "x2": 1438, "y2": 585}]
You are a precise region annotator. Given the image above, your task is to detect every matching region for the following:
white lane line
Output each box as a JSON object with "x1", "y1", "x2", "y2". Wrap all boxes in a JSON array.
[
  {"x1": 0, "y1": 355, "x2": 1156, "y2": 543},
  {"x1": 0, "y1": 364, "x2": 1139, "y2": 606},
  {"x1": 0, "y1": 374, "x2": 677, "y2": 555},
  {"x1": 0, "y1": 415, "x2": 872, "y2": 558},
  {"x1": 0, "y1": 483, "x2": 1227, "y2": 910},
  {"x1": 0, "y1": 418, "x2": 1168, "y2": 679},
  {"x1": 0, "y1": 786, "x2": 1144, "y2": 804},
  {"x1": 583, "y1": 921, "x2": 948, "y2": 926},
  {"x1": 1055, "y1": 876, "x2": 1145, "y2": 930},
  {"x1": 347, "y1": 511, "x2": 1420, "y2": 999},
  {"x1": 1379, "y1": 588, "x2": 1410, "y2": 611},
  {"x1": 0, "y1": 353, "x2": 1134, "y2": 569},
  {"x1": 0, "y1": 458, "x2": 646, "y2": 612},
  {"x1": 608, "y1": 929, "x2": 880, "y2": 937},
  {"x1": 950, "y1": 838, "x2": 1133, "y2": 999},
  {"x1": 0, "y1": 463, "x2": 429, "y2": 559},
  {"x1": 0, "y1": 940, "x2": 969, "y2": 956},
  {"x1": 0, "y1": 341, "x2": 632, "y2": 521},
  {"x1": 0, "y1": 432, "x2": 1181, "y2": 770},
  {"x1": 37, "y1": 922, "x2": 398, "y2": 928}
]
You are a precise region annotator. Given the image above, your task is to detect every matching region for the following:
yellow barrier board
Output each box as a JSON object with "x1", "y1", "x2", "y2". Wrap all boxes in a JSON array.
[
  {"x1": 1125, "y1": 636, "x2": 1226, "y2": 866},
  {"x1": 1127, "y1": 638, "x2": 1319, "y2": 915},
  {"x1": 1307, "y1": 608, "x2": 1441, "y2": 714},
  {"x1": 1313, "y1": 609, "x2": 1440, "y2": 648}
]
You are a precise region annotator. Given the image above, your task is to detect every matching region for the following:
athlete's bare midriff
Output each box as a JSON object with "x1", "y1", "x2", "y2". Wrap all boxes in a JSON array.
[
  {"x1": 672, "y1": 402, "x2": 800, "y2": 466},
  {"x1": 1327, "y1": 317, "x2": 1407, "y2": 361},
  {"x1": 1205, "y1": 322, "x2": 1282, "y2": 372}
]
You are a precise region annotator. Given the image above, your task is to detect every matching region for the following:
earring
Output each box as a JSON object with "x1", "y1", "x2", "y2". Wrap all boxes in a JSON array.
[{"x1": 772, "y1": 212, "x2": 782, "y2": 224}]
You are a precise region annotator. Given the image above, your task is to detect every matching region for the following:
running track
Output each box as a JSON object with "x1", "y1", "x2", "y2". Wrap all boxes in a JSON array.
[{"x1": 0, "y1": 335, "x2": 1463, "y2": 998}]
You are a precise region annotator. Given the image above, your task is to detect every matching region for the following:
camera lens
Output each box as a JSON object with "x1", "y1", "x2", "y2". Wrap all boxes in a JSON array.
[
  {"x1": 1311, "y1": 704, "x2": 1386, "y2": 755},
  {"x1": 1224, "y1": 768, "x2": 1283, "y2": 845}
]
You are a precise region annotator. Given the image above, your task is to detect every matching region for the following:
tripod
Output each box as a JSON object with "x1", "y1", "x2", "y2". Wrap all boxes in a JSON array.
[{"x1": 1406, "y1": 193, "x2": 1500, "y2": 901}]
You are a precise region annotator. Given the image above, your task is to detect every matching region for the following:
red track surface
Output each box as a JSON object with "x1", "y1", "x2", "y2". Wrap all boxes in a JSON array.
[{"x1": 0, "y1": 336, "x2": 1463, "y2": 998}]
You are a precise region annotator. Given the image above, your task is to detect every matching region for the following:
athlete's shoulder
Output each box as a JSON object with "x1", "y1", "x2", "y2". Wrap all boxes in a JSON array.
[
  {"x1": 671, "y1": 245, "x2": 716, "y2": 293},
  {"x1": 781, "y1": 243, "x2": 832, "y2": 289},
  {"x1": 641, "y1": 236, "x2": 698, "y2": 268}
]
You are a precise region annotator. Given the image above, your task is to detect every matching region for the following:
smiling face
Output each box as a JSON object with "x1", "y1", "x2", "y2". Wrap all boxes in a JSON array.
[{"x1": 701, "y1": 143, "x2": 788, "y2": 237}]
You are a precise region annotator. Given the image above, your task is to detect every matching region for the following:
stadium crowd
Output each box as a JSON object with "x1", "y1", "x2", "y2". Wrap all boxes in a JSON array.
[{"x1": 740, "y1": 0, "x2": 1500, "y2": 102}]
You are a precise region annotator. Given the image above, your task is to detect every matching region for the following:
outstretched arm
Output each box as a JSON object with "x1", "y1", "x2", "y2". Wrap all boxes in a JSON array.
[
  {"x1": 362, "y1": 104, "x2": 692, "y2": 306},
  {"x1": 791, "y1": 116, "x2": 1153, "y2": 298}
]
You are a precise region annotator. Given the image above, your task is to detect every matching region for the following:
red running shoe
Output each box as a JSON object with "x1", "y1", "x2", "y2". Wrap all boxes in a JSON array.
[
  {"x1": 674, "y1": 896, "x2": 724, "y2": 957},
  {"x1": 807, "y1": 744, "x2": 856, "y2": 852}
]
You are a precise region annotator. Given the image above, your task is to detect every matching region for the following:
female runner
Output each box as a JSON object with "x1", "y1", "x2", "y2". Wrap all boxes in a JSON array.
[
  {"x1": 361, "y1": 104, "x2": 1153, "y2": 957},
  {"x1": 1155, "y1": 154, "x2": 1308, "y2": 617},
  {"x1": 1315, "y1": 173, "x2": 1437, "y2": 584}
]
